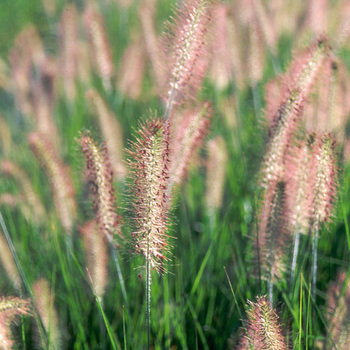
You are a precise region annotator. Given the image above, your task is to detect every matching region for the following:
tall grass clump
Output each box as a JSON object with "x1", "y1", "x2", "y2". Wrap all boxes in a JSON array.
[{"x1": 1, "y1": 0, "x2": 350, "y2": 349}]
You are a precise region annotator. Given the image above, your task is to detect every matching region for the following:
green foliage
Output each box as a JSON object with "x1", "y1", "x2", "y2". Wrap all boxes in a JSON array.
[{"x1": 0, "y1": 0, "x2": 350, "y2": 349}]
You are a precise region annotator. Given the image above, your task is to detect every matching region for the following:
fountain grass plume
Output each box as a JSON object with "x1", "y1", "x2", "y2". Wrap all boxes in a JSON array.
[
  {"x1": 126, "y1": 117, "x2": 171, "y2": 349},
  {"x1": 1, "y1": 160, "x2": 46, "y2": 225},
  {"x1": 86, "y1": 89, "x2": 126, "y2": 180},
  {"x1": 33, "y1": 278, "x2": 61, "y2": 349},
  {"x1": 256, "y1": 181, "x2": 290, "y2": 303},
  {"x1": 28, "y1": 132, "x2": 77, "y2": 238},
  {"x1": 79, "y1": 133, "x2": 122, "y2": 246},
  {"x1": 80, "y1": 221, "x2": 109, "y2": 303},
  {"x1": 0, "y1": 296, "x2": 31, "y2": 349},
  {"x1": 308, "y1": 133, "x2": 338, "y2": 299},
  {"x1": 327, "y1": 272, "x2": 350, "y2": 349},
  {"x1": 238, "y1": 296, "x2": 287, "y2": 350},
  {"x1": 126, "y1": 118, "x2": 171, "y2": 274},
  {"x1": 169, "y1": 102, "x2": 213, "y2": 195},
  {"x1": 163, "y1": 0, "x2": 211, "y2": 119},
  {"x1": 262, "y1": 39, "x2": 330, "y2": 185},
  {"x1": 84, "y1": 8, "x2": 114, "y2": 91}
]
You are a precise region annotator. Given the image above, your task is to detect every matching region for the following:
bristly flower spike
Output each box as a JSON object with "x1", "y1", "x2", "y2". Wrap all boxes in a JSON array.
[
  {"x1": 33, "y1": 278, "x2": 61, "y2": 349},
  {"x1": 169, "y1": 102, "x2": 213, "y2": 198},
  {"x1": 1, "y1": 160, "x2": 46, "y2": 225},
  {"x1": 308, "y1": 133, "x2": 338, "y2": 299},
  {"x1": 256, "y1": 181, "x2": 289, "y2": 303},
  {"x1": 262, "y1": 39, "x2": 330, "y2": 186},
  {"x1": 79, "y1": 133, "x2": 122, "y2": 245},
  {"x1": 86, "y1": 89, "x2": 126, "y2": 180},
  {"x1": 29, "y1": 132, "x2": 77, "y2": 237},
  {"x1": 205, "y1": 136, "x2": 228, "y2": 214},
  {"x1": 84, "y1": 8, "x2": 114, "y2": 91},
  {"x1": 326, "y1": 272, "x2": 350, "y2": 349},
  {"x1": 163, "y1": 0, "x2": 211, "y2": 119},
  {"x1": 309, "y1": 133, "x2": 338, "y2": 228},
  {"x1": 238, "y1": 296, "x2": 287, "y2": 350},
  {"x1": 0, "y1": 296, "x2": 31, "y2": 349},
  {"x1": 80, "y1": 221, "x2": 109, "y2": 302},
  {"x1": 127, "y1": 117, "x2": 171, "y2": 348},
  {"x1": 127, "y1": 118, "x2": 171, "y2": 274}
]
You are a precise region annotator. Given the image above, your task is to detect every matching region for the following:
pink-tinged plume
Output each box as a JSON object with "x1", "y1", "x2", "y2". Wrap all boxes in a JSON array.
[
  {"x1": 0, "y1": 233, "x2": 21, "y2": 291},
  {"x1": 285, "y1": 138, "x2": 314, "y2": 235},
  {"x1": 169, "y1": 102, "x2": 212, "y2": 193},
  {"x1": 33, "y1": 278, "x2": 61, "y2": 349},
  {"x1": 126, "y1": 118, "x2": 171, "y2": 274},
  {"x1": 256, "y1": 181, "x2": 290, "y2": 284},
  {"x1": 84, "y1": 8, "x2": 114, "y2": 91},
  {"x1": 326, "y1": 272, "x2": 350, "y2": 349},
  {"x1": 29, "y1": 132, "x2": 77, "y2": 236},
  {"x1": 0, "y1": 296, "x2": 31, "y2": 349},
  {"x1": 139, "y1": 0, "x2": 166, "y2": 95},
  {"x1": 308, "y1": 133, "x2": 338, "y2": 229},
  {"x1": 262, "y1": 39, "x2": 330, "y2": 185},
  {"x1": 80, "y1": 221, "x2": 109, "y2": 302},
  {"x1": 163, "y1": 0, "x2": 212, "y2": 119},
  {"x1": 79, "y1": 133, "x2": 122, "y2": 245},
  {"x1": 238, "y1": 296, "x2": 287, "y2": 350},
  {"x1": 117, "y1": 34, "x2": 146, "y2": 100},
  {"x1": 58, "y1": 4, "x2": 79, "y2": 100},
  {"x1": 205, "y1": 136, "x2": 228, "y2": 212},
  {"x1": 1, "y1": 160, "x2": 46, "y2": 225},
  {"x1": 86, "y1": 90, "x2": 126, "y2": 180}
]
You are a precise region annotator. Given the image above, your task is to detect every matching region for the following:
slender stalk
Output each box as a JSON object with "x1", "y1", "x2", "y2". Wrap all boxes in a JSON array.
[
  {"x1": 111, "y1": 247, "x2": 130, "y2": 319},
  {"x1": 144, "y1": 184, "x2": 153, "y2": 350},
  {"x1": 299, "y1": 273, "x2": 303, "y2": 349},
  {"x1": 146, "y1": 236, "x2": 151, "y2": 350},
  {"x1": 291, "y1": 230, "x2": 300, "y2": 282},
  {"x1": 268, "y1": 278, "x2": 273, "y2": 306},
  {"x1": 312, "y1": 226, "x2": 319, "y2": 301}
]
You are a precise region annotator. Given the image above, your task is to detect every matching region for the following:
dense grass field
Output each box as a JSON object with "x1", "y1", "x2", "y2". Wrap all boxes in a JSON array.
[{"x1": 1, "y1": 0, "x2": 350, "y2": 349}]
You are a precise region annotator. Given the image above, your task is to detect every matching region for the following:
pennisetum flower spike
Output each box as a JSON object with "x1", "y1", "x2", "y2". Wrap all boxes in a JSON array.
[
  {"x1": 79, "y1": 133, "x2": 122, "y2": 245},
  {"x1": 168, "y1": 102, "x2": 213, "y2": 197},
  {"x1": 262, "y1": 39, "x2": 330, "y2": 186},
  {"x1": 84, "y1": 8, "x2": 114, "y2": 92},
  {"x1": 1, "y1": 160, "x2": 46, "y2": 225},
  {"x1": 33, "y1": 278, "x2": 61, "y2": 349},
  {"x1": 163, "y1": 0, "x2": 211, "y2": 120},
  {"x1": 205, "y1": 136, "x2": 228, "y2": 221},
  {"x1": 79, "y1": 133, "x2": 129, "y2": 312},
  {"x1": 80, "y1": 221, "x2": 109, "y2": 303},
  {"x1": 308, "y1": 133, "x2": 338, "y2": 299},
  {"x1": 86, "y1": 89, "x2": 126, "y2": 180},
  {"x1": 126, "y1": 117, "x2": 171, "y2": 348},
  {"x1": 28, "y1": 132, "x2": 77, "y2": 243},
  {"x1": 256, "y1": 180, "x2": 289, "y2": 304},
  {"x1": 326, "y1": 272, "x2": 350, "y2": 349},
  {"x1": 0, "y1": 296, "x2": 31, "y2": 349},
  {"x1": 238, "y1": 296, "x2": 287, "y2": 350}
]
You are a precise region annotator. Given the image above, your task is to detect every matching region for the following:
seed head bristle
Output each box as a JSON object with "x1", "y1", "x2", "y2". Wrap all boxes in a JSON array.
[
  {"x1": 33, "y1": 278, "x2": 61, "y2": 349},
  {"x1": 86, "y1": 89, "x2": 126, "y2": 180},
  {"x1": 257, "y1": 181, "x2": 289, "y2": 283},
  {"x1": 79, "y1": 133, "x2": 122, "y2": 245},
  {"x1": 29, "y1": 132, "x2": 77, "y2": 236},
  {"x1": 84, "y1": 8, "x2": 114, "y2": 91},
  {"x1": 309, "y1": 133, "x2": 338, "y2": 228},
  {"x1": 80, "y1": 221, "x2": 109, "y2": 301},
  {"x1": 262, "y1": 39, "x2": 330, "y2": 186},
  {"x1": 327, "y1": 272, "x2": 350, "y2": 349},
  {"x1": 127, "y1": 118, "x2": 171, "y2": 274},
  {"x1": 163, "y1": 0, "x2": 211, "y2": 118},
  {"x1": 238, "y1": 296, "x2": 287, "y2": 350}
]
